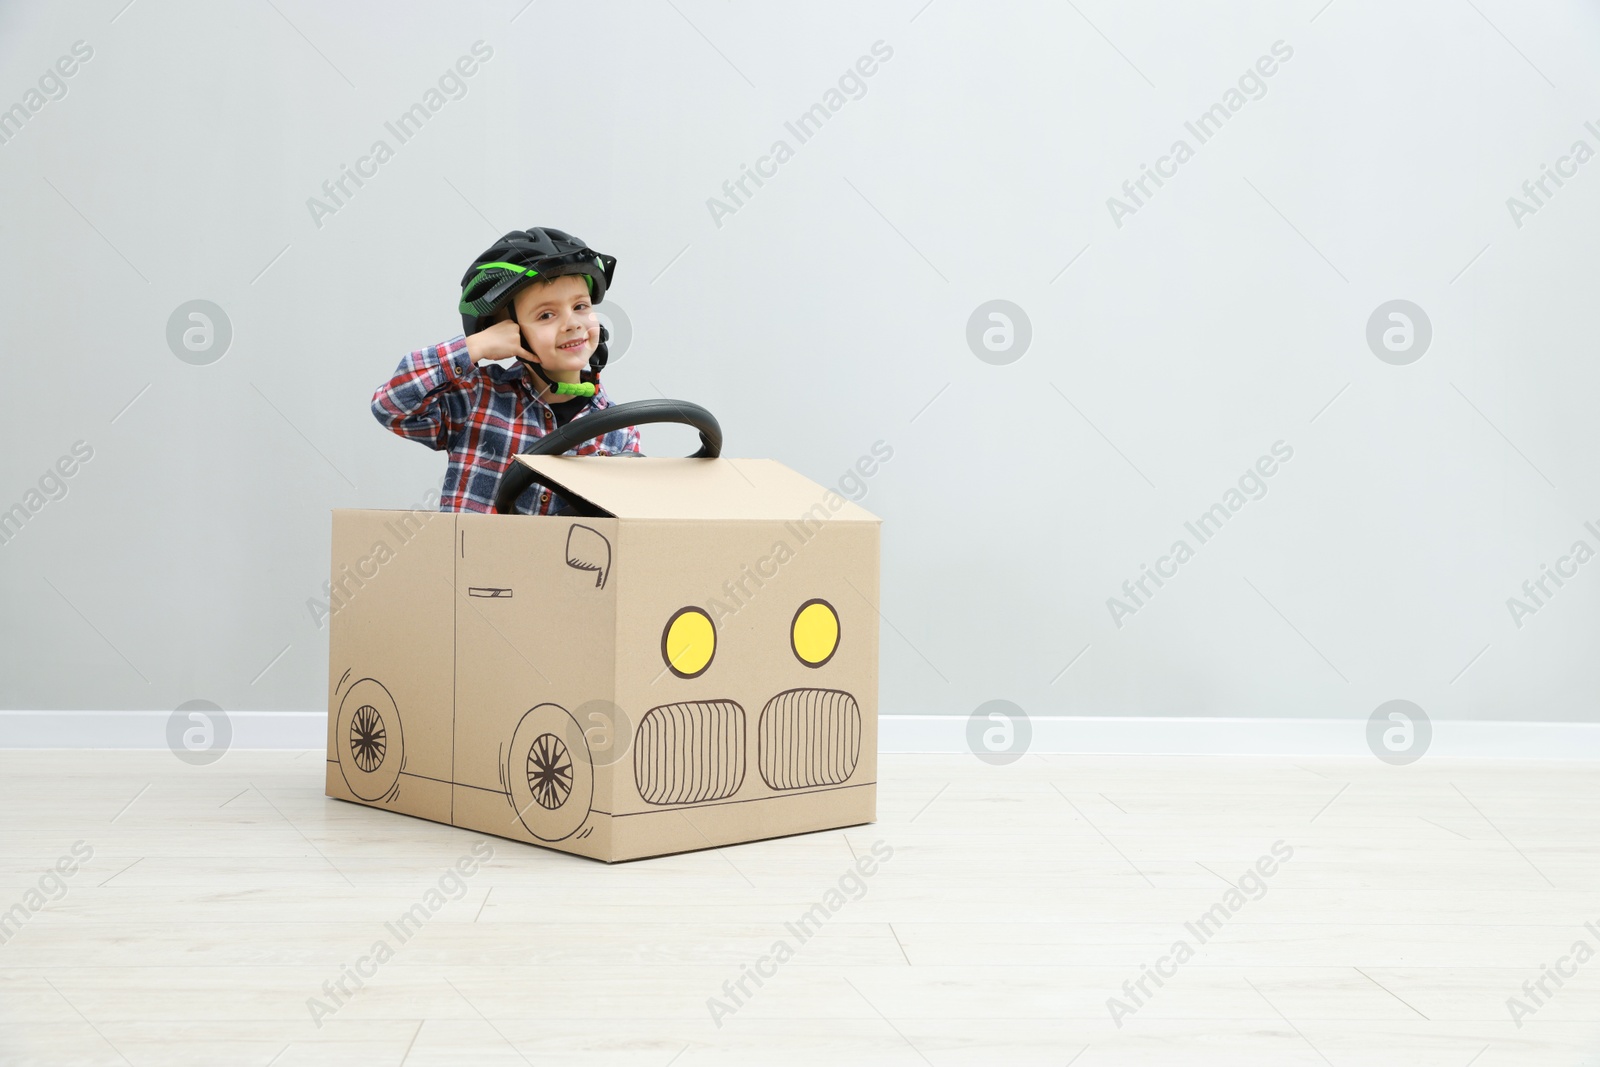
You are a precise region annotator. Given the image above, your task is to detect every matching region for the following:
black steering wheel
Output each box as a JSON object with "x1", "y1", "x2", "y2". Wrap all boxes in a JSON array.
[{"x1": 494, "y1": 398, "x2": 722, "y2": 515}]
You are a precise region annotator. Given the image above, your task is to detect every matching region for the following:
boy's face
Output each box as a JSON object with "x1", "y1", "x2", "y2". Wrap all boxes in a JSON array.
[{"x1": 509, "y1": 274, "x2": 599, "y2": 373}]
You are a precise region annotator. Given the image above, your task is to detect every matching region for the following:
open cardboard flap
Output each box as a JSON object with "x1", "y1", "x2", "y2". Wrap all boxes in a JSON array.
[{"x1": 515, "y1": 456, "x2": 880, "y2": 522}]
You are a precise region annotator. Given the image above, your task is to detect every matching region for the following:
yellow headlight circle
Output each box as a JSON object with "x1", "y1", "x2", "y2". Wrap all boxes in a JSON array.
[
  {"x1": 662, "y1": 606, "x2": 716, "y2": 679},
  {"x1": 791, "y1": 599, "x2": 840, "y2": 667}
]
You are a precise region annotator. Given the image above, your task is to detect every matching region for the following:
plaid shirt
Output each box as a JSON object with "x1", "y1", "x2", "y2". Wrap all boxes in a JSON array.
[{"x1": 372, "y1": 335, "x2": 640, "y2": 514}]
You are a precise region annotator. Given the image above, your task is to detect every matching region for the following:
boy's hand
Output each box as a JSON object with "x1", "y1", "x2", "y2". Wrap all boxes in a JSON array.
[{"x1": 465, "y1": 321, "x2": 528, "y2": 365}]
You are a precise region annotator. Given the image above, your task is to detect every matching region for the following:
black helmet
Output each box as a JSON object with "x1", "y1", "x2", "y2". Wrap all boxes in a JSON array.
[{"x1": 458, "y1": 227, "x2": 618, "y2": 373}]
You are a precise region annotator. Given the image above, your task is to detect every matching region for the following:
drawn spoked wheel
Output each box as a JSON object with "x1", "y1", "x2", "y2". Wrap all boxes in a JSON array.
[
  {"x1": 350, "y1": 704, "x2": 387, "y2": 772},
  {"x1": 526, "y1": 733, "x2": 573, "y2": 809},
  {"x1": 508, "y1": 704, "x2": 593, "y2": 841},
  {"x1": 336, "y1": 678, "x2": 404, "y2": 802}
]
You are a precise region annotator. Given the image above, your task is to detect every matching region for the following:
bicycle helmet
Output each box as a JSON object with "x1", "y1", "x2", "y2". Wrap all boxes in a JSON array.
[{"x1": 458, "y1": 227, "x2": 619, "y2": 392}]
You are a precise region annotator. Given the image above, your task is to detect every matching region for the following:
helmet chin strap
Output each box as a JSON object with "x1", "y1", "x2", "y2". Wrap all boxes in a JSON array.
[{"x1": 514, "y1": 353, "x2": 595, "y2": 397}]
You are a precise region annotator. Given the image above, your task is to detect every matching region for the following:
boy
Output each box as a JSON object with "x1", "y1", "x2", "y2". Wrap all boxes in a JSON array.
[{"x1": 372, "y1": 227, "x2": 640, "y2": 514}]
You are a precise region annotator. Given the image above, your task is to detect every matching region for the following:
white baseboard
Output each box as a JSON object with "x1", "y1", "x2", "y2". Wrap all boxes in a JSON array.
[
  {"x1": 0, "y1": 711, "x2": 329, "y2": 749},
  {"x1": 3, "y1": 711, "x2": 1600, "y2": 758},
  {"x1": 881, "y1": 715, "x2": 1600, "y2": 758}
]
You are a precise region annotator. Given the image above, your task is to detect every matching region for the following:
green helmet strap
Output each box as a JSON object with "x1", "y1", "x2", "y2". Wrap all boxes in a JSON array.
[{"x1": 514, "y1": 352, "x2": 598, "y2": 398}]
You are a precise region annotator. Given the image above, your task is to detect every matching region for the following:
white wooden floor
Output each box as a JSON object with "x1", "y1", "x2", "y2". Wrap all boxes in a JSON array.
[{"x1": 1, "y1": 750, "x2": 1597, "y2": 1066}]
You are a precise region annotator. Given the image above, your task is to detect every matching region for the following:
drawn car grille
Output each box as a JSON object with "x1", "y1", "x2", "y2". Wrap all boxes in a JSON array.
[
  {"x1": 633, "y1": 701, "x2": 746, "y2": 805},
  {"x1": 758, "y1": 689, "x2": 861, "y2": 790}
]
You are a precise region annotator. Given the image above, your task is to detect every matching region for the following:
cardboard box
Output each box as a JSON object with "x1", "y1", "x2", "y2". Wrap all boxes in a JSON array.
[{"x1": 325, "y1": 456, "x2": 880, "y2": 862}]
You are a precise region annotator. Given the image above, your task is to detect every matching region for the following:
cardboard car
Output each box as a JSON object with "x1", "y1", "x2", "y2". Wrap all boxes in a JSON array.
[{"x1": 325, "y1": 400, "x2": 881, "y2": 862}]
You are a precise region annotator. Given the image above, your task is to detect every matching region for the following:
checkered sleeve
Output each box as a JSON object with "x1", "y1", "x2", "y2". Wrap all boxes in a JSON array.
[{"x1": 370, "y1": 336, "x2": 476, "y2": 451}]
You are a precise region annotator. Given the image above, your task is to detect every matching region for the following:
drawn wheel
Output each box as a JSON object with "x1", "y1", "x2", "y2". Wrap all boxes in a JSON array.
[
  {"x1": 508, "y1": 704, "x2": 593, "y2": 841},
  {"x1": 350, "y1": 705, "x2": 387, "y2": 772},
  {"x1": 336, "y1": 678, "x2": 404, "y2": 801},
  {"x1": 526, "y1": 733, "x2": 573, "y2": 809}
]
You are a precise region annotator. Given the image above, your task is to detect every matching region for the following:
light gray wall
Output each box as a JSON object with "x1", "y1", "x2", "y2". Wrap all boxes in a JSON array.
[{"x1": 3, "y1": 0, "x2": 1598, "y2": 727}]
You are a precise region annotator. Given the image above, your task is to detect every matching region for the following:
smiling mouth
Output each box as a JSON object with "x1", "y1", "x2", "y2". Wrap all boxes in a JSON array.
[{"x1": 557, "y1": 337, "x2": 588, "y2": 351}]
